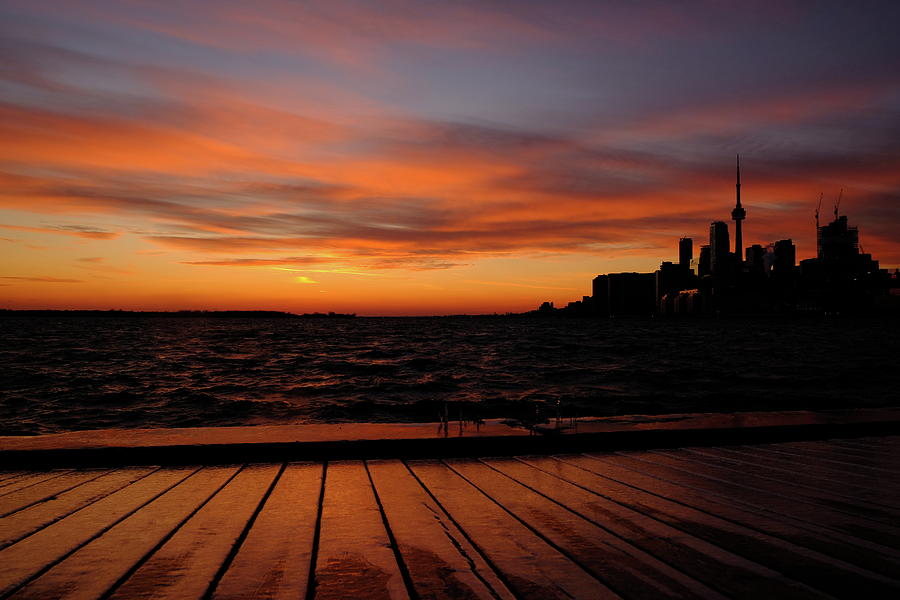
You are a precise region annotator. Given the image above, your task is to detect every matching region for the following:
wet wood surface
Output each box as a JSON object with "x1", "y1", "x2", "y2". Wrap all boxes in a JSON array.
[{"x1": 0, "y1": 436, "x2": 898, "y2": 599}]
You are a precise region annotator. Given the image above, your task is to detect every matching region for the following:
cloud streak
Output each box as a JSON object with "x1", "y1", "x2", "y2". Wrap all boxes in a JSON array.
[
  {"x1": 0, "y1": 223, "x2": 120, "y2": 239},
  {"x1": 2, "y1": 276, "x2": 83, "y2": 283}
]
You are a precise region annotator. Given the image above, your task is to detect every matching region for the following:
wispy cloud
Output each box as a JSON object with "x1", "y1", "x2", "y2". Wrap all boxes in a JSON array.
[
  {"x1": 182, "y1": 256, "x2": 333, "y2": 267},
  {"x1": 0, "y1": 223, "x2": 120, "y2": 239},
  {"x1": 466, "y1": 280, "x2": 579, "y2": 291},
  {"x1": 2, "y1": 276, "x2": 83, "y2": 283}
]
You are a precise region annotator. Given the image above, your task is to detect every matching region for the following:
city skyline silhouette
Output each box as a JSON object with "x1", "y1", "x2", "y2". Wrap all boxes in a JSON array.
[{"x1": 540, "y1": 157, "x2": 899, "y2": 317}]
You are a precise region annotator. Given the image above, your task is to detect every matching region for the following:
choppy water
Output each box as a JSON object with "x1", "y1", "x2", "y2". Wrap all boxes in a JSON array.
[{"x1": 1, "y1": 316, "x2": 897, "y2": 435}]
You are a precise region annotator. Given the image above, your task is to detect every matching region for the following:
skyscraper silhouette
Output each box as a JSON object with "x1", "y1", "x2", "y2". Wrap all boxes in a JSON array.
[
  {"x1": 731, "y1": 155, "x2": 746, "y2": 261},
  {"x1": 710, "y1": 221, "x2": 730, "y2": 275},
  {"x1": 769, "y1": 239, "x2": 796, "y2": 276},
  {"x1": 679, "y1": 237, "x2": 692, "y2": 269},
  {"x1": 818, "y1": 215, "x2": 859, "y2": 263},
  {"x1": 698, "y1": 244, "x2": 711, "y2": 278}
]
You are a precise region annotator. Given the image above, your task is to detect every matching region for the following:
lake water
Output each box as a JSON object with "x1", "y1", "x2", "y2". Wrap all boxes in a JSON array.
[{"x1": 1, "y1": 315, "x2": 897, "y2": 435}]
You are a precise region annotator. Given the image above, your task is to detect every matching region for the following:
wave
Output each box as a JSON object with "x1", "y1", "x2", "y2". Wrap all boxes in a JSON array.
[{"x1": 0, "y1": 315, "x2": 897, "y2": 434}]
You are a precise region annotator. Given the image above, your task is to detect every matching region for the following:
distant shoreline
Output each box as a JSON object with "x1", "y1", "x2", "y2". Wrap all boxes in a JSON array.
[
  {"x1": 2, "y1": 308, "x2": 899, "y2": 319},
  {"x1": 0, "y1": 309, "x2": 356, "y2": 319}
]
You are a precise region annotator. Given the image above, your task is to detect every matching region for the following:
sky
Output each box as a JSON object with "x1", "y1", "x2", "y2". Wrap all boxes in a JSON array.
[{"x1": 1, "y1": 0, "x2": 899, "y2": 315}]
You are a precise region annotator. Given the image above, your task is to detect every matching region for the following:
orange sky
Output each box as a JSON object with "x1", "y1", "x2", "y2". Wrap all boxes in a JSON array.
[{"x1": 2, "y1": 1, "x2": 899, "y2": 315}]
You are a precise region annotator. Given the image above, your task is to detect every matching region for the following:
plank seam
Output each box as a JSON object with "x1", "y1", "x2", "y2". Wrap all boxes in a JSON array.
[
  {"x1": 593, "y1": 452, "x2": 900, "y2": 563},
  {"x1": 202, "y1": 462, "x2": 288, "y2": 600},
  {"x1": 520, "y1": 456, "x2": 810, "y2": 598},
  {"x1": 95, "y1": 465, "x2": 247, "y2": 600},
  {"x1": 441, "y1": 459, "x2": 624, "y2": 599},
  {"x1": 642, "y1": 449, "x2": 900, "y2": 527},
  {"x1": 0, "y1": 473, "x2": 28, "y2": 485},
  {"x1": 829, "y1": 438, "x2": 900, "y2": 455},
  {"x1": 402, "y1": 461, "x2": 521, "y2": 600},
  {"x1": 611, "y1": 450, "x2": 900, "y2": 547},
  {"x1": 363, "y1": 461, "x2": 420, "y2": 600},
  {"x1": 688, "y1": 446, "x2": 887, "y2": 485},
  {"x1": 0, "y1": 467, "x2": 163, "y2": 551},
  {"x1": 749, "y1": 445, "x2": 899, "y2": 475},
  {"x1": 684, "y1": 447, "x2": 900, "y2": 508},
  {"x1": 789, "y1": 441, "x2": 900, "y2": 462},
  {"x1": 304, "y1": 461, "x2": 327, "y2": 600},
  {"x1": 0, "y1": 466, "x2": 202, "y2": 600},
  {"x1": 0, "y1": 471, "x2": 73, "y2": 499},
  {"x1": 545, "y1": 455, "x2": 892, "y2": 597},
  {"x1": 479, "y1": 457, "x2": 724, "y2": 597},
  {"x1": 563, "y1": 454, "x2": 900, "y2": 589},
  {"x1": 0, "y1": 469, "x2": 118, "y2": 519}
]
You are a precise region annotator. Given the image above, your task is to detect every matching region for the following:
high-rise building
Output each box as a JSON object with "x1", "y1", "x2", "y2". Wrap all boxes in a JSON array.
[
  {"x1": 607, "y1": 272, "x2": 656, "y2": 316},
  {"x1": 656, "y1": 261, "x2": 695, "y2": 310},
  {"x1": 818, "y1": 215, "x2": 859, "y2": 262},
  {"x1": 804, "y1": 212, "x2": 882, "y2": 285},
  {"x1": 766, "y1": 239, "x2": 796, "y2": 276},
  {"x1": 697, "y1": 245, "x2": 711, "y2": 278},
  {"x1": 731, "y1": 155, "x2": 746, "y2": 260},
  {"x1": 709, "y1": 221, "x2": 730, "y2": 275},
  {"x1": 679, "y1": 237, "x2": 692, "y2": 268},
  {"x1": 746, "y1": 244, "x2": 765, "y2": 274},
  {"x1": 591, "y1": 274, "x2": 609, "y2": 316}
]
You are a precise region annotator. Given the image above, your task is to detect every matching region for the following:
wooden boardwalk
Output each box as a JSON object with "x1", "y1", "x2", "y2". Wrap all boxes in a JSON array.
[{"x1": 0, "y1": 436, "x2": 898, "y2": 599}]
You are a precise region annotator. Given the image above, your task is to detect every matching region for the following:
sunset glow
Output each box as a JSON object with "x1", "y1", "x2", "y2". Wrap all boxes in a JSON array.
[{"x1": 2, "y1": 1, "x2": 899, "y2": 315}]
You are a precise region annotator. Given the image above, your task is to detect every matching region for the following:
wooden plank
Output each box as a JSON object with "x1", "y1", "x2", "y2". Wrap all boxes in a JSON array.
[
  {"x1": 573, "y1": 452, "x2": 900, "y2": 586},
  {"x1": 0, "y1": 472, "x2": 27, "y2": 485},
  {"x1": 696, "y1": 445, "x2": 900, "y2": 490},
  {"x1": 826, "y1": 439, "x2": 900, "y2": 458},
  {"x1": 450, "y1": 458, "x2": 725, "y2": 599},
  {"x1": 500, "y1": 456, "x2": 829, "y2": 600},
  {"x1": 830, "y1": 437, "x2": 900, "y2": 454},
  {"x1": 781, "y1": 441, "x2": 900, "y2": 465},
  {"x1": 0, "y1": 470, "x2": 112, "y2": 518},
  {"x1": 10, "y1": 466, "x2": 237, "y2": 600},
  {"x1": 758, "y1": 442, "x2": 900, "y2": 473},
  {"x1": 651, "y1": 448, "x2": 900, "y2": 528},
  {"x1": 106, "y1": 464, "x2": 279, "y2": 600},
  {"x1": 12, "y1": 467, "x2": 237, "y2": 600},
  {"x1": 0, "y1": 471, "x2": 72, "y2": 496},
  {"x1": 0, "y1": 474, "x2": 43, "y2": 492},
  {"x1": 607, "y1": 448, "x2": 900, "y2": 561},
  {"x1": 613, "y1": 449, "x2": 900, "y2": 551},
  {"x1": 752, "y1": 444, "x2": 897, "y2": 475},
  {"x1": 0, "y1": 467, "x2": 156, "y2": 550},
  {"x1": 410, "y1": 459, "x2": 620, "y2": 600},
  {"x1": 690, "y1": 446, "x2": 900, "y2": 508},
  {"x1": 367, "y1": 459, "x2": 516, "y2": 600},
  {"x1": 312, "y1": 461, "x2": 410, "y2": 600},
  {"x1": 211, "y1": 463, "x2": 322, "y2": 600},
  {"x1": 0, "y1": 467, "x2": 198, "y2": 598}
]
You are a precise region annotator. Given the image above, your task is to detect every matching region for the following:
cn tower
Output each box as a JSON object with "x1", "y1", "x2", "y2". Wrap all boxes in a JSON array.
[{"x1": 731, "y1": 155, "x2": 746, "y2": 260}]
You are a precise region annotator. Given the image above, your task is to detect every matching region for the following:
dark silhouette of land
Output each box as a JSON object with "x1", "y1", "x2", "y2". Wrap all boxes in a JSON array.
[
  {"x1": 0, "y1": 310, "x2": 356, "y2": 318},
  {"x1": 538, "y1": 156, "x2": 900, "y2": 317}
]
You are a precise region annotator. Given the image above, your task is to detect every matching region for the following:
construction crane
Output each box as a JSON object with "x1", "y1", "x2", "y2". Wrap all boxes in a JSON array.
[{"x1": 834, "y1": 188, "x2": 843, "y2": 219}]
